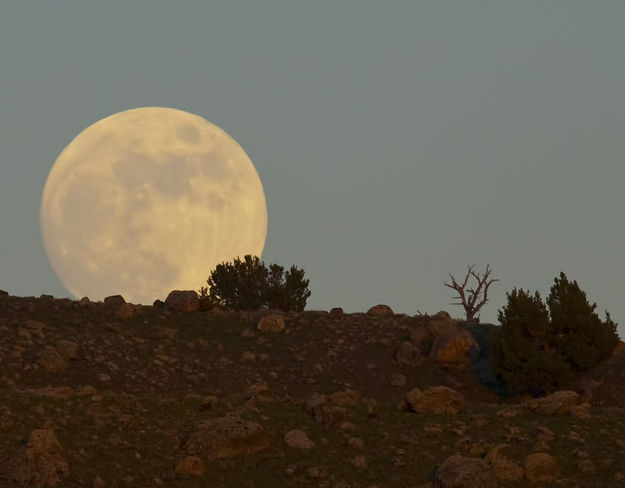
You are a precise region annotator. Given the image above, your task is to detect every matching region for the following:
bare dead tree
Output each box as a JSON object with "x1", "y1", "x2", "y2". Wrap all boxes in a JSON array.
[{"x1": 444, "y1": 263, "x2": 499, "y2": 322}]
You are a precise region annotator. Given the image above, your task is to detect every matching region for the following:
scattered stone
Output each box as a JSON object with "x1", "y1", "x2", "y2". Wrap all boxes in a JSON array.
[
  {"x1": 410, "y1": 325, "x2": 432, "y2": 346},
  {"x1": 104, "y1": 295, "x2": 126, "y2": 307},
  {"x1": 284, "y1": 430, "x2": 315, "y2": 449},
  {"x1": 116, "y1": 303, "x2": 134, "y2": 319},
  {"x1": 404, "y1": 386, "x2": 465, "y2": 414},
  {"x1": 435, "y1": 454, "x2": 497, "y2": 488},
  {"x1": 329, "y1": 307, "x2": 344, "y2": 317},
  {"x1": 153, "y1": 327, "x2": 178, "y2": 340},
  {"x1": 2, "y1": 429, "x2": 70, "y2": 487},
  {"x1": 351, "y1": 455, "x2": 368, "y2": 471},
  {"x1": 570, "y1": 403, "x2": 591, "y2": 419},
  {"x1": 390, "y1": 374, "x2": 407, "y2": 387},
  {"x1": 37, "y1": 350, "x2": 68, "y2": 373},
  {"x1": 165, "y1": 290, "x2": 199, "y2": 312},
  {"x1": 256, "y1": 314, "x2": 286, "y2": 332},
  {"x1": 485, "y1": 444, "x2": 524, "y2": 482},
  {"x1": 180, "y1": 416, "x2": 269, "y2": 460},
  {"x1": 93, "y1": 475, "x2": 105, "y2": 487},
  {"x1": 523, "y1": 453, "x2": 560, "y2": 483},
  {"x1": 497, "y1": 390, "x2": 581, "y2": 417},
  {"x1": 306, "y1": 466, "x2": 326, "y2": 479},
  {"x1": 395, "y1": 341, "x2": 421, "y2": 365},
  {"x1": 366, "y1": 304, "x2": 394, "y2": 316},
  {"x1": 175, "y1": 456, "x2": 205, "y2": 477},
  {"x1": 247, "y1": 384, "x2": 275, "y2": 403},
  {"x1": 429, "y1": 328, "x2": 478, "y2": 365},
  {"x1": 55, "y1": 340, "x2": 80, "y2": 360}
]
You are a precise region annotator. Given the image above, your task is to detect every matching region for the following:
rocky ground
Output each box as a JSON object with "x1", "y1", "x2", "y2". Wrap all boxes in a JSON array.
[{"x1": 0, "y1": 291, "x2": 624, "y2": 487}]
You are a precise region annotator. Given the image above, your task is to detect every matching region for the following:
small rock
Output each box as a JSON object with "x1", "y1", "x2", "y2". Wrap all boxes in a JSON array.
[
  {"x1": 366, "y1": 304, "x2": 394, "y2": 316},
  {"x1": 404, "y1": 386, "x2": 465, "y2": 414},
  {"x1": 165, "y1": 290, "x2": 199, "y2": 312},
  {"x1": 390, "y1": 374, "x2": 407, "y2": 387},
  {"x1": 37, "y1": 350, "x2": 68, "y2": 373},
  {"x1": 429, "y1": 329, "x2": 478, "y2": 365},
  {"x1": 3, "y1": 429, "x2": 70, "y2": 486},
  {"x1": 306, "y1": 466, "x2": 326, "y2": 479},
  {"x1": 352, "y1": 455, "x2": 368, "y2": 471},
  {"x1": 395, "y1": 341, "x2": 421, "y2": 365},
  {"x1": 55, "y1": 340, "x2": 80, "y2": 360},
  {"x1": 329, "y1": 307, "x2": 344, "y2": 317},
  {"x1": 435, "y1": 454, "x2": 497, "y2": 488},
  {"x1": 256, "y1": 314, "x2": 286, "y2": 332},
  {"x1": 93, "y1": 475, "x2": 105, "y2": 487},
  {"x1": 485, "y1": 444, "x2": 524, "y2": 482},
  {"x1": 523, "y1": 452, "x2": 559, "y2": 483},
  {"x1": 116, "y1": 303, "x2": 134, "y2": 319},
  {"x1": 284, "y1": 430, "x2": 315, "y2": 449},
  {"x1": 175, "y1": 456, "x2": 205, "y2": 477},
  {"x1": 104, "y1": 295, "x2": 126, "y2": 306},
  {"x1": 180, "y1": 416, "x2": 269, "y2": 460}
]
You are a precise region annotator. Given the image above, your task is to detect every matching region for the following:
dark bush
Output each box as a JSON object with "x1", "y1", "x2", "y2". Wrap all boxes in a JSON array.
[
  {"x1": 201, "y1": 255, "x2": 311, "y2": 312},
  {"x1": 491, "y1": 288, "x2": 571, "y2": 396},
  {"x1": 547, "y1": 272, "x2": 619, "y2": 372}
]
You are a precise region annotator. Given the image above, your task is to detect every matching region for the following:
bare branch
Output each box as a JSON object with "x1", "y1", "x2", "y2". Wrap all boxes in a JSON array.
[{"x1": 443, "y1": 263, "x2": 499, "y2": 322}]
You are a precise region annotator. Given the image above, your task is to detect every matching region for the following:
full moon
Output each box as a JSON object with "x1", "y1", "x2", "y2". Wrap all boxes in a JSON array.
[{"x1": 40, "y1": 107, "x2": 267, "y2": 304}]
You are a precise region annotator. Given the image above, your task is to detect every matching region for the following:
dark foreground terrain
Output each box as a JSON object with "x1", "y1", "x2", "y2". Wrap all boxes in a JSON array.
[{"x1": 0, "y1": 292, "x2": 624, "y2": 487}]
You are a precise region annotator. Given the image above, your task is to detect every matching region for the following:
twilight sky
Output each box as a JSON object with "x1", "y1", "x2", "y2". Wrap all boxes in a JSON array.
[{"x1": 0, "y1": 2, "x2": 623, "y2": 333}]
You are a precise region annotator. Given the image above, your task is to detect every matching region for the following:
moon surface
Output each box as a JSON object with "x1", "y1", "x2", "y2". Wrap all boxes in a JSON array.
[{"x1": 40, "y1": 107, "x2": 267, "y2": 304}]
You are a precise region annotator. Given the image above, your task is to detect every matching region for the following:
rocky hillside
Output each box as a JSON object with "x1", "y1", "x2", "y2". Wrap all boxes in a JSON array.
[{"x1": 0, "y1": 291, "x2": 624, "y2": 487}]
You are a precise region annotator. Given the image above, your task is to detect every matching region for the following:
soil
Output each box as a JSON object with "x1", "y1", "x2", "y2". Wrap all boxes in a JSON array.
[{"x1": 0, "y1": 293, "x2": 624, "y2": 487}]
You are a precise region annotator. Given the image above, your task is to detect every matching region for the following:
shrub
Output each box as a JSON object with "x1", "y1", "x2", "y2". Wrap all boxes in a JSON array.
[
  {"x1": 547, "y1": 272, "x2": 619, "y2": 372},
  {"x1": 491, "y1": 288, "x2": 571, "y2": 396},
  {"x1": 201, "y1": 255, "x2": 311, "y2": 312},
  {"x1": 264, "y1": 264, "x2": 311, "y2": 312}
]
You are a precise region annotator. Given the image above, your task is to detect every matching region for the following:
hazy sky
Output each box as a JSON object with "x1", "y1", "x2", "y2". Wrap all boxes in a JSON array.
[{"x1": 1, "y1": 2, "x2": 623, "y2": 333}]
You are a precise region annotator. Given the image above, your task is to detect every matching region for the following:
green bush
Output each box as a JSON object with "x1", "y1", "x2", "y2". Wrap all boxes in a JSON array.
[
  {"x1": 547, "y1": 272, "x2": 619, "y2": 372},
  {"x1": 201, "y1": 255, "x2": 311, "y2": 312},
  {"x1": 491, "y1": 288, "x2": 571, "y2": 396},
  {"x1": 491, "y1": 273, "x2": 620, "y2": 396}
]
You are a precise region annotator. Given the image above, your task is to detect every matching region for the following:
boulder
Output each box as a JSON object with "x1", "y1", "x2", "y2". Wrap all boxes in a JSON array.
[
  {"x1": 432, "y1": 310, "x2": 451, "y2": 320},
  {"x1": 104, "y1": 295, "x2": 126, "y2": 306},
  {"x1": 180, "y1": 416, "x2": 269, "y2": 460},
  {"x1": 426, "y1": 318, "x2": 460, "y2": 339},
  {"x1": 523, "y1": 453, "x2": 559, "y2": 483},
  {"x1": 430, "y1": 329, "x2": 479, "y2": 365},
  {"x1": 284, "y1": 430, "x2": 315, "y2": 449},
  {"x1": 366, "y1": 304, "x2": 394, "y2": 316},
  {"x1": 395, "y1": 341, "x2": 422, "y2": 365},
  {"x1": 534, "y1": 391, "x2": 580, "y2": 416},
  {"x1": 410, "y1": 325, "x2": 432, "y2": 346},
  {"x1": 435, "y1": 454, "x2": 497, "y2": 488},
  {"x1": 404, "y1": 386, "x2": 465, "y2": 414},
  {"x1": 485, "y1": 444, "x2": 524, "y2": 482},
  {"x1": 165, "y1": 290, "x2": 199, "y2": 312},
  {"x1": 256, "y1": 314, "x2": 285, "y2": 332},
  {"x1": 2, "y1": 429, "x2": 69, "y2": 487},
  {"x1": 0, "y1": 290, "x2": 8, "y2": 297}
]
